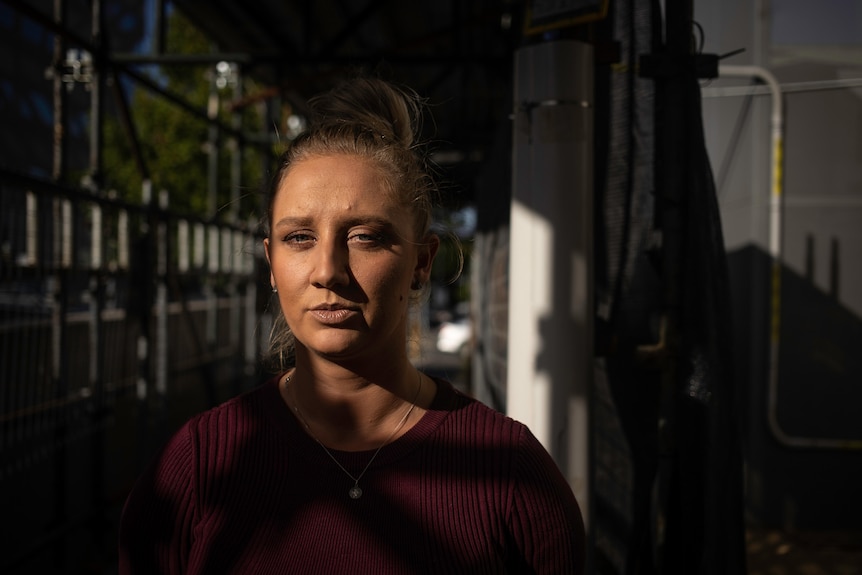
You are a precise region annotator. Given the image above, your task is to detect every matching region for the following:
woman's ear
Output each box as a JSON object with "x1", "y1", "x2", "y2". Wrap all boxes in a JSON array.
[{"x1": 414, "y1": 233, "x2": 440, "y2": 285}]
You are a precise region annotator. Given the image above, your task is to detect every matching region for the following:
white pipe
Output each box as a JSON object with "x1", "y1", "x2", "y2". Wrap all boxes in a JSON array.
[
  {"x1": 719, "y1": 65, "x2": 783, "y2": 264},
  {"x1": 703, "y1": 76, "x2": 862, "y2": 98},
  {"x1": 718, "y1": 65, "x2": 862, "y2": 450}
]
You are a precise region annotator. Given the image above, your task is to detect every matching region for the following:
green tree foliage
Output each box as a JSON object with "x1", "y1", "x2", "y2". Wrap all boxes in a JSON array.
[{"x1": 103, "y1": 9, "x2": 268, "y2": 220}]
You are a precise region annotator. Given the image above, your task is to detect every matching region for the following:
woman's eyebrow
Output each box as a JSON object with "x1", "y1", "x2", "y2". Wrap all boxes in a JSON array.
[
  {"x1": 273, "y1": 215, "x2": 397, "y2": 230},
  {"x1": 272, "y1": 216, "x2": 312, "y2": 230},
  {"x1": 345, "y1": 216, "x2": 396, "y2": 229}
]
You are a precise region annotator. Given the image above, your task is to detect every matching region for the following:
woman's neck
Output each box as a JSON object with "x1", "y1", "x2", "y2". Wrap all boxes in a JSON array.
[{"x1": 282, "y1": 352, "x2": 430, "y2": 451}]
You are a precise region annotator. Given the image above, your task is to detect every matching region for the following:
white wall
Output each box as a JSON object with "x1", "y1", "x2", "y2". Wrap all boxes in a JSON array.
[{"x1": 697, "y1": 0, "x2": 862, "y2": 316}]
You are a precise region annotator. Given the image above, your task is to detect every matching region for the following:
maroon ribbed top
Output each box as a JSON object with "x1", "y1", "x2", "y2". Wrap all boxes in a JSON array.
[{"x1": 119, "y1": 377, "x2": 585, "y2": 574}]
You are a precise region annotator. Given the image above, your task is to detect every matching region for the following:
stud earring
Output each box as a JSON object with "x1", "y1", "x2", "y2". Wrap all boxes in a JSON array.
[{"x1": 272, "y1": 286, "x2": 278, "y2": 293}]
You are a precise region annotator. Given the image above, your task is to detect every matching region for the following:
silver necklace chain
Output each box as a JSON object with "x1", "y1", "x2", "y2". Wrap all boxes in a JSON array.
[{"x1": 286, "y1": 371, "x2": 422, "y2": 500}]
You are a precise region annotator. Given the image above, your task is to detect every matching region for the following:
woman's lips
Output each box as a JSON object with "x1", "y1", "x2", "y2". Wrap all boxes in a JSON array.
[{"x1": 309, "y1": 306, "x2": 359, "y2": 325}]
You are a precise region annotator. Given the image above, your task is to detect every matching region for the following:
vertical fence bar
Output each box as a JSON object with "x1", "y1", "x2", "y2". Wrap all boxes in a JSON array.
[
  {"x1": 206, "y1": 225, "x2": 219, "y2": 352},
  {"x1": 221, "y1": 228, "x2": 233, "y2": 274},
  {"x1": 88, "y1": 0, "x2": 103, "y2": 190},
  {"x1": 136, "y1": 179, "x2": 153, "y2": 469},
  {"x1": 230, "y1": 231, "x2": 243, "y2": 386},
  {"x1": 51, "y1": 195, "x2": 69, "y2": 571},
  {"x1": 244, "y1": 257, "x2": 257, "y2": 379},
  {"x1": 193, "y1": 222, "x2": 205, "y2": 270},
  {"x1": 230, "y1": 64, "x2": 242, "y2": 224},
  {"x1": 155, "y1": 191, "x2": 168, "y2": 400},
  {"x1": 207, "y1": 69, "x2": 219, "y2": 218},
  {"x1": 178, "y1": 219, "x2": 189, "y2": 273},
  {"x1": 61, "y1": 200, "x2": 72, "y2": 269},
  {"x1": 118, "y1": 209, "x2": 129, "y2": 270},
  {"x1": 51, "y1": 0, "x2": 66, "y2": 182},
  {"x1": 89, "y1": 203, "x2": 102, "y2": 395},
  {"x1": 25, "y1": 192, "x2": 38, "y2": 267},
  {"x1": 86, "y1": 1, "x2": 106, "y2": 552},
  {"x1": 88, "y1": 201, "x2": 107, "y2": 558}
]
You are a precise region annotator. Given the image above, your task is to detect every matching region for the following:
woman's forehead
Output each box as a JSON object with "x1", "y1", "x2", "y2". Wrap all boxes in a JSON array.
[{"x1": 274, "y1": 154, "x2": 404, "y2": 210}]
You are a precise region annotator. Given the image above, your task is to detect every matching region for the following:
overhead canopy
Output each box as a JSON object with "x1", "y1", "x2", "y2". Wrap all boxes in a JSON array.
[{"x1": 170, "y1": 0, "x2": 523, "y2": 201}]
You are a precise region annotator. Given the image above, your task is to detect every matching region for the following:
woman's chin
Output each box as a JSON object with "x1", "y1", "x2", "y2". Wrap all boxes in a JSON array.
[
  {"x1": 294, "y1": 323, "x2": 405, "y2": 363},
  {"x1": 300, "y1": 334, "x2": 367, "y2": 360}
]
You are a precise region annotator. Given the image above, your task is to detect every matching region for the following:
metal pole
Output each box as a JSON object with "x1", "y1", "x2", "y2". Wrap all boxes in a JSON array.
[
  {"x1": 86, "y1": 1, "x2": 107, "y2": 556},
  {"x1": 51, "y1": 0, "x2": 66, "y2": 182},
  {"x1": 229, "y1": 66, "x2": 243, "y2": 390},
  {"x1": 152, "y1": 0, "x2": 166, "y2": 55},
  {"x1": 49, "y1": 3, "x2": 69, "y2": 568},
  {"x1": 652, "y1": 0, "x2": 694, "y2": 570},
  {"x1": 135, "y1": 179, "x2": 153, "y2": 466},
  {"x1": 88, "y1": 0, "x2": 103, "y2": 191},
  {"x1": 207, "y1": 67, "x2": 220, "y2": 219},
  {"x1": 155, "y1": 190, "x2": 169, "y2": 403},
  {"x1": 230, "y1": 65, "x2": 242, "y2": 223},
  {"x1": 88, "y1": 207, "x2": 107, "y2": 553}
]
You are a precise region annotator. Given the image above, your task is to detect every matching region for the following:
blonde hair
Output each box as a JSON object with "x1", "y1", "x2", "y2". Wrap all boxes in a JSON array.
[{"x1": 263, "y1": 77, "x2": 438, "y2": 372}]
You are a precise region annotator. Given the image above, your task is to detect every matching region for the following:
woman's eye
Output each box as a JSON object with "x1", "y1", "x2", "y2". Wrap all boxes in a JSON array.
[
  {"x1": 350, "y1": 231, "x2": 386, "y2": 246},
  {"x1": 283, "y1": 233, "x2": 314, "y2": 245}
]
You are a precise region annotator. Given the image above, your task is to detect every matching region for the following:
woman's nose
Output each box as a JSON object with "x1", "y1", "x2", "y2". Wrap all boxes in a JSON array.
[{"x1": 310, "y1": 239, "x2": 350, "y2": 288}]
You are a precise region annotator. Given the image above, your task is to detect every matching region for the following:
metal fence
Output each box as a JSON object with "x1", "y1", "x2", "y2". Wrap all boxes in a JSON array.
[{"x1": 0, "y1": 168, "x2": 269, "y2": 573}]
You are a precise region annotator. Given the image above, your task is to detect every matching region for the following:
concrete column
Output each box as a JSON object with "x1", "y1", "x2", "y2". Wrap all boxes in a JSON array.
[{"x1": 508, "y1": 40, "x2": 594, "y2": 519}]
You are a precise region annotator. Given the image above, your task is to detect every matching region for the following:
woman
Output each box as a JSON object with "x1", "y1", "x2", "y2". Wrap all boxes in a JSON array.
[{"x1": 119, "y1": 77, "x2": 585, "y2": 574}]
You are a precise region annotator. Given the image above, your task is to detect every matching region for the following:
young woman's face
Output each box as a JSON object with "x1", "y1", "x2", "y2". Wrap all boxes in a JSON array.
[{"x1": 265, "y1": 154, "x2": 436, "y2": 362}]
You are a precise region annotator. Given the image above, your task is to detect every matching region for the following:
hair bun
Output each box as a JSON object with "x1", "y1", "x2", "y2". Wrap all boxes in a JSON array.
[{"x1": 308, "y1": 77, "x2": 422, "y2": 149}]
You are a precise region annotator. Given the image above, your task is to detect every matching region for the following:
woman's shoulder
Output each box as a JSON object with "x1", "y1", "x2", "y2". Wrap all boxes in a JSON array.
[
  {"x1": 433, "y1": 379, "x2": 531, "y2": 441},
  {"x1": 180, "y1": 377, "x2": 282, "y2": 440}
]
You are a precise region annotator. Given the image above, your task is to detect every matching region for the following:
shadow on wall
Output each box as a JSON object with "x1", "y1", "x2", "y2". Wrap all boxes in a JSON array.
[{"x1": 728, "y1": 244, "x2": 862, "y2": 531}]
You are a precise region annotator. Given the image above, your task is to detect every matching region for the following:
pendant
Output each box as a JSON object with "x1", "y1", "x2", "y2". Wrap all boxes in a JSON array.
[{"x1": 349, "y1": 486, "x2": 363, "y2": 499}]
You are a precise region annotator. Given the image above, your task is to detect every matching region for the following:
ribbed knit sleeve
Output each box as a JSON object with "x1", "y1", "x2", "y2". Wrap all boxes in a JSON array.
[
  {"x1": 508, "y1": 425, "x2": 586, "y2": 574},
  {"x1": 119, "y1": 421, "x2": 198, "y2": 575}
]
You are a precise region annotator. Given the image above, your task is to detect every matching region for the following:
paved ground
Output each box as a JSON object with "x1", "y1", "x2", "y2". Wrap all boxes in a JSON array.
[{"x1": 747, "y1": 528, "x2": 862, "y2": 574}]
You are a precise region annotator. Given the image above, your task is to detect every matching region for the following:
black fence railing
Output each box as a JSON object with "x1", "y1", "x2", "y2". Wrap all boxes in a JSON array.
[{"x1": 0, "y1": 169, "x2": 271, "y2": 574}]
